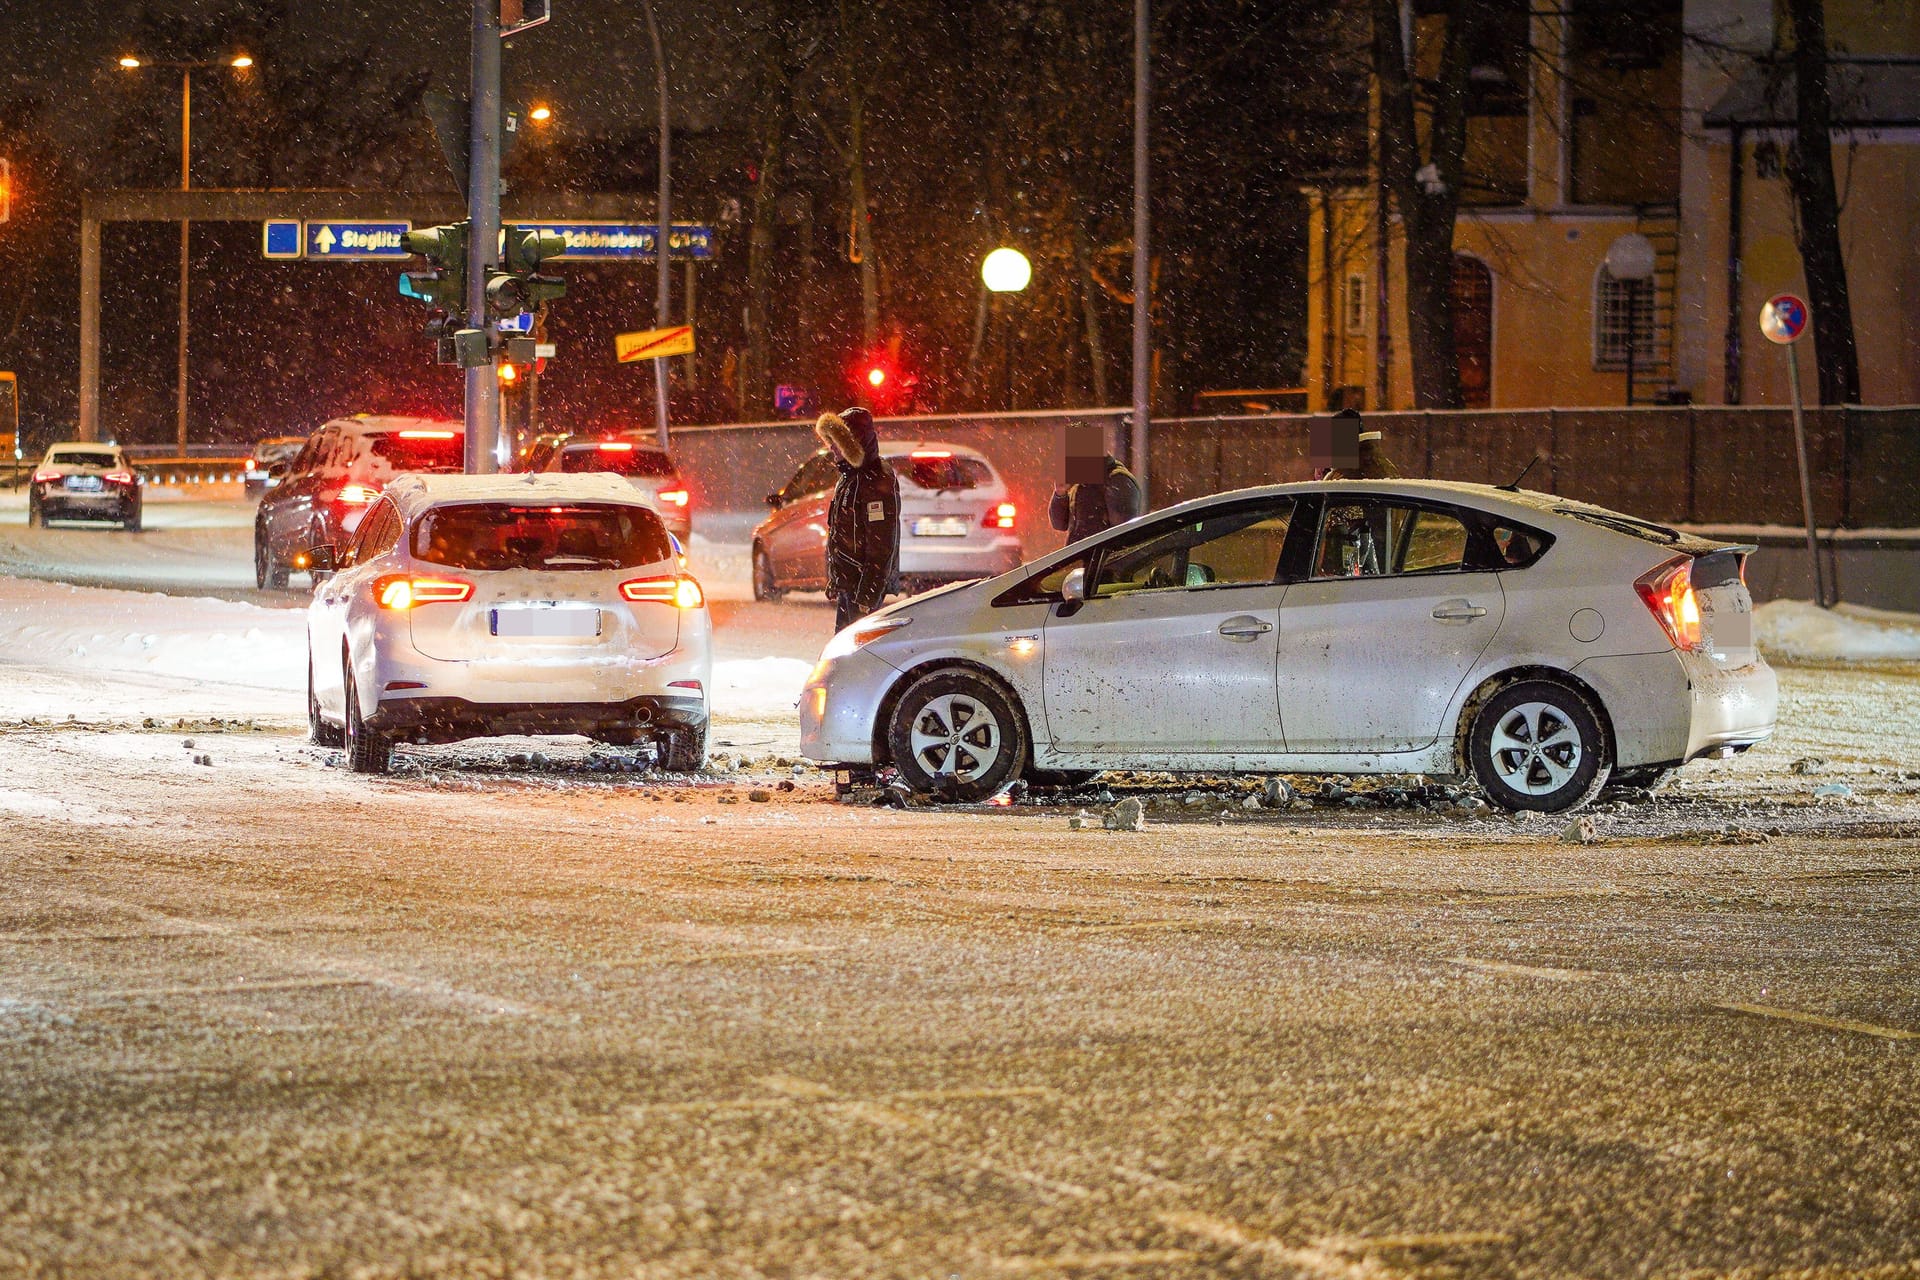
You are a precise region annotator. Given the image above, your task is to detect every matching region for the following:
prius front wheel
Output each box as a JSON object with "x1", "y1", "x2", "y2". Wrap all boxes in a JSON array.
[
  {"x1": 1468, "y1": 679, "x2": 1609, "y2": 813},
  {"x1": 886, "y1": 669, "x2": 1027, "y2": 802}
]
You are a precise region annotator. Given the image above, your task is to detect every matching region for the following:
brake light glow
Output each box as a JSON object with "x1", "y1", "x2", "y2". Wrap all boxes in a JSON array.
[
  {"x1": 337, "y1": 482, "x2": 379, "y2": 504},
  {"x1": 104, "y1": 470, "x2": 136, "y2": 485},
  {"x1": 985, "y1": 502, "x2": 1016, "y2": 529},
  {"x1": 620, "y1": 575, "x2": 705, "y2": 608},
  {"x1": 245, "y1": 457, "x2": 256, "y2": 471},
  {"x1": 397, "y1": 430, "x2": 457, "y2": 440},
  {"x1": 910, "y1": 449, "x2": 952, "y2": 459},
  {"x1": 373, "y1": 575, "x2": 473, "y2": 610},
  {"x1": 656, "y1": 488, "x2": 690, "y2": 507},
  {"x1": 32, "y1": 468, "x2": 58, "y2": 484},
  {"x1": 597, "y1": 442, "x2": 635, "y2": 452},
  {"x1": 1634, "y1": 557, "x2": 1703, "y2": 651}
]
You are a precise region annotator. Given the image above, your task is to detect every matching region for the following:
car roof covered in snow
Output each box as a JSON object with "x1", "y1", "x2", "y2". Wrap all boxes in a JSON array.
[
  {"x1": 324, "y1": 414, "x2": 465, "y2": 438},
  {"x1": 382, "y1": 472, "x2": 652, "y2": 523}
]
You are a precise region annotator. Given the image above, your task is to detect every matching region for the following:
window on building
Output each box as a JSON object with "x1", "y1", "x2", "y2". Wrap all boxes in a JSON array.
[
  {"x1": 1342, "y1": 274, "x2": 1367, "y2": 335},
  {"x1": 1594, "y1": 268, "x2": 1656, "y2": 370},
  {"x1": 1453, "y1": 256, "x2": 1494, "y2": 409}
]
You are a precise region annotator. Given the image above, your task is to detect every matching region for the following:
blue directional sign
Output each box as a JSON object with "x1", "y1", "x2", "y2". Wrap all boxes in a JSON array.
[
  {"x1": 533, "y1": 223, "x2": 713, "y2": 261},
  {"x1": 261, "y1": 220, "x2": 303, "y2": 259},
  {"x1": 306, "y1": 221, "x2": 412, "y2": 259},
  {"x1": 496, "y1": 311, "x2": 534, "y2": 334}
]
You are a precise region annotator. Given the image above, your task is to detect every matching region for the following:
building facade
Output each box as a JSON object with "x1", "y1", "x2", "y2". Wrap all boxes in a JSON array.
[{"x1": 1303, "y1": 0, "x2": 1920, "y2": 412}]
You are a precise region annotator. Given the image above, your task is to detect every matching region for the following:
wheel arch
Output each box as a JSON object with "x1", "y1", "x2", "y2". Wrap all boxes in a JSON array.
[
  {"x1": 1449, "y1": 664, "x2": 1617, "y2": 777},
  {"x1": 869, "y1": 656, "x2": 1039, "y2": 770}
]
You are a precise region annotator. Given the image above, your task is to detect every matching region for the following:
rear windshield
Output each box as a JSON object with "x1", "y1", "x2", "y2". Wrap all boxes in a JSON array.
[
  {"x1": 1551, "y1": 505, "x2": 1682, "y2": 546},
  {"x1": 890, "y1": 454, "x2": 993, "y2": 491},
  {"x1": 412, "y1": 502, "x2": 672, "y2": 571},
  {"x1": 558, "y1": 444, "x2": 677, "y2": 478},
  {"x1": 368, "y1": 432, "x2": 464, "y2": 472},
  {"x1": 49, "y1": 449, "x2": 116, "y2": 466}
]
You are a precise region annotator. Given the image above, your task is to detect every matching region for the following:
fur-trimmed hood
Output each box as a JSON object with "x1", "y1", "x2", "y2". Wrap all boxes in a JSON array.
[{"x1": 816, "y1": 408, "x2": 877, "y2": 467}]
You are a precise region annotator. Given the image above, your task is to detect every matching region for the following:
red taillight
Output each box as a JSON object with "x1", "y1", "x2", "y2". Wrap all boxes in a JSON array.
[
  {"x1": 984, "y1": 502, "x2": 1016, "y2": 530},
  {"x1": 397, "y1": 430, "x2": 457, "y2": 440},
  {"x1": 337, "y1": 482, "x2": 379, "y2": 505},
  {"x1": 910, "y1": 449, "x2": 952, "y2": 459},
  {"x1": 656, "y1": 488, "x2": 690, "y2": 507},
  {"x1": 32, "y1": 468, "x2": 58, "y2": 484},
  {"x1": 620, "y1": 575, "x2": 705, "y2": 608},
  {"x1": 104, "y1": 470, "x2": 135, "y2": 485},
  {"x1": 598, "y1": 441, "x2": 634, "y2": 452},
  {"x1": 373, "y1": 575, "x2": 473, "y2": 610},
  {"x1": 1634, "y1": 557, "x2": 1703, "y2": 651}
]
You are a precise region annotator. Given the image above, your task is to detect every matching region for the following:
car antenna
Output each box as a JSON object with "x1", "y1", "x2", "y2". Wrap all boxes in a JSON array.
[{"x1": 1499, "y1": 451, "x2": 1547, "y2": 492}]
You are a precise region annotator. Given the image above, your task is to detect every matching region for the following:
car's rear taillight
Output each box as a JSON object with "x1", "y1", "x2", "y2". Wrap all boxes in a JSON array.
[
  {"x1": 373, "y1": 575, "x2": 473, "y2": 609},
  {"x1": 104, "y1": 470, "x2": 136, "y2": 485},
  {"x1": 31, "y1": 468, "x2": 58, "y2": 484},
  {"x1": 620, "y1": 575, "x2": 705, "y2": 608},
  {"x1": 656, "y1": 488, "x2": 690, "y2": 507},
  {"x1": 1635, "y1": 557, "x2": 1703, "y2": 651},
  {"x1": 245, "y1": 457, "x2": 257, "y2": 471},
  {"x1": 337, "y1": 482, "x2": 379, "y2": 504},
  {"x1": 984, "y1": 502, "x2": 1016, "y2": 530}
]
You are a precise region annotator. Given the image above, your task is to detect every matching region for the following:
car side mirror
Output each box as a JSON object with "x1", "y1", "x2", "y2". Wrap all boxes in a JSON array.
[
  {"x1": 765, "y1": 491, "x2": 783, "y2": 509},
  {"x1": 1060, "y1": 566, "x2": 1087, "y2": 602},
  {"x1": 296, "y1": 544, "x2": 336, "y2": 578},
  {"x1": 267, "y1": 462, "x2": 289, "y2": 479}
]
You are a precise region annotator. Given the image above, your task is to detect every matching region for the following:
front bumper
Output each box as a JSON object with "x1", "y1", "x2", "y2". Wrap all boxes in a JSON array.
[
  {"x1": 799, "y1": 645, "x2": 900, "y2": 764},
  {"x1": 370, "y1": 693, "x2": 706, "y2": 744}
]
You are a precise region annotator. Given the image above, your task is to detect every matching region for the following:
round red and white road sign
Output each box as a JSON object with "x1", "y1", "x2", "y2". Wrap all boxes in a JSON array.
[{"x1": 1759, "y1": 294, "x2": 1810, "y2": 345}]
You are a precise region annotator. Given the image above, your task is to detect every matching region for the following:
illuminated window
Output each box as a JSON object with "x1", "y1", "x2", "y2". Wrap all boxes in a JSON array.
[
  {"x1": 1342, "y1": 274, "x2": 1367, "y2": 335},
  {"x1": 1594, "y1": 268, "x2": 1655, "y2": 371}
]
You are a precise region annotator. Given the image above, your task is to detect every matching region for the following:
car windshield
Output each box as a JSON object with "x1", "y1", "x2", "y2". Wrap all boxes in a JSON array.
[
  {"x1": 558, "y1": 445, "x2": 677, "y2": 478},
  {"x1": 49, "y1": 449, "x2": 115, "y2": 467},
  {"x1": 368, "y1": 432, "x2": 464, "y2": 472},
  {"x1": 412, "y1": 502, "x2": 673, "y2": 571},
  {"x1": 890, "y1": 454, "x2": 992, "y2": 491}
]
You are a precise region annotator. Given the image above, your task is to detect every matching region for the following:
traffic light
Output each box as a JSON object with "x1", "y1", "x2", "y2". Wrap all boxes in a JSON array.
[
  {"x1": 487, "y1": 226, "x2": 567, "y2": 319},
  {"x1": 399, "y1": 221, "x2": 468, "y2": 338}
]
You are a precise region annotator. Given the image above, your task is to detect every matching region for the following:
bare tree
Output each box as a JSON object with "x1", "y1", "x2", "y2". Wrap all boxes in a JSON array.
[{"x1": 1782, "y1": 0, "x2": 1861, "y2": 404}]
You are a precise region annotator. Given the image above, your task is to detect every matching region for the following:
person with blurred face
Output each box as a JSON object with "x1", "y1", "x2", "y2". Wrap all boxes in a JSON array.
[
  {"x1": 1049, "y1": 422, "x2": 1143, "y2": 544},
  {"x1": 1312, "y1": 407, "x2": 1401, "y2": 481}
]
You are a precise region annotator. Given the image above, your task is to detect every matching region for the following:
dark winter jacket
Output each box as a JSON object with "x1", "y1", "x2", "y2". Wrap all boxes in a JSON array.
[
  {"x1": 1321, "y1": 431, "x2": 1401, "y2": 481},
  {"x1": 817, "y1": 409, "x2": 900, "y2": 601},
  {"x1": 1048, "y1": 456, "x2": 1143, "y2": 544}
]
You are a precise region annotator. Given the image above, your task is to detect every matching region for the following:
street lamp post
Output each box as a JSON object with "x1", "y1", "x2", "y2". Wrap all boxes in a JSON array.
[
  {"x1": 117, "y1": 53, "x2": 253, "y2": 455},
  {"x1": 982, "y1": 248, "x2": 1030, "y2": 412},
  {"x1": 639, "y1": 0, "x2": 672, "y2": 450}
]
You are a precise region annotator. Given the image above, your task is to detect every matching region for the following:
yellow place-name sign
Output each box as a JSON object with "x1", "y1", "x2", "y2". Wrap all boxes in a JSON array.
[{"x1": 615, "y1": 325, "x2": 695, "y2": 363}]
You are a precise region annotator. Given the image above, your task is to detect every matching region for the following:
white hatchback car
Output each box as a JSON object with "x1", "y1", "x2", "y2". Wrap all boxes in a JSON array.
[
  {"x1": 752, "y1": 442, "x2": 1024, "y2": 600},
  {"x1": 306, "y1": 473, "x2": 712, "y2": 775},
  {"x1": 800, "y1": 480, "x2": 1778, "y2": 812},
  {"x1": 535, "y1": 435, "x2": 692, "y2": 541}
]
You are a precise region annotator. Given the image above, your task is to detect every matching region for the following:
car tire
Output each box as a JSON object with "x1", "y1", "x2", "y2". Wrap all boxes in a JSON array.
[
  {"x1": 1028, "y1": 769, "x2": 1099, "y2": 790},
  {"x1": 886, "y1": 668, "x2": 1028, "y2": 803},
  {"x1": 751, "y1": 546, "x2": 784, "y2": 602},
  {"x1": 654, "y1": 721, "x2": 708, "y2": 773},
  {"x1": 1467, "y1": 679, "x2": 1609, "y2": 814},
  {"x1": 343, "y1": 663, "x2": 391, "y2": 775},
  {"x1": 309, "y1": 655, "x2": 344, "y2": 748},
  {"x1": 255, "y1": 521, "x2": 289, "y2": 589}
]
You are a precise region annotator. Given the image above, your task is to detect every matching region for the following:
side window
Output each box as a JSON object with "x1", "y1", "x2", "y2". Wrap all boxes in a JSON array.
[
  {"x1": 289, "y1": 438, "x2": 316, "y2": 474},
  {"x1": 786, "y1": 453, "x2": 837, "y2": 500},
  {"x1": 1312, "y1": 501, "x2": 1470, "y2": 579},
  {"x1": 1091, "y1": 499, "x2": 1295, "y2": 598},
  {"x1": 346, "y1": 500, "x2": 393, "y2": 565},
  {"x1": 1486, "y1": 522, "x2": 1551, "y2": 569}
]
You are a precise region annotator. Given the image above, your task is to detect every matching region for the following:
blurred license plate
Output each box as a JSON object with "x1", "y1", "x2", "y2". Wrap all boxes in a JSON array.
[
  {"x1": 912, "y1": 517, "x2": 968, "y2": 537},
  {"x1": 65, "y1": 476, "x2": 103, "y2": 492},
  {"x1": 491, "y1": 607, "x2": 600, "y2": 637}
]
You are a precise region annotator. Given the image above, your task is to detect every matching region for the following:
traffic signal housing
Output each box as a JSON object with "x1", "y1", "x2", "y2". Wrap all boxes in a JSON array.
[
  {"x1": 399, "y1": 221, "x2": 469, "y2": 338},
  {"x1": 488, "y1": 226, "x2": 568, "y2": 318}
]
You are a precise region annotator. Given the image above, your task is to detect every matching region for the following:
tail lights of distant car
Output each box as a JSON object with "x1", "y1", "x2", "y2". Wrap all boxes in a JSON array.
[
  {"x1": 620, "y1": 575, "x2": 705, "y2": 608},
  {"x1": 656, "y1": 488, "x2": 690, "y2": 507},
  {"x1": 910, "y1": 449, "x2": 952, "y2": 459},
  {"x1": 984, "y1": 502, "x2": 1016, "y2": 529},
  {"x1": 103, "y1": 470, "x2": 136, "y2": 485},
  {"x1": 373, "y1": 575, "x2": 474, "y2": 610},
  {"x1": 337, "y1": 482, "x2": 380, "y2": 505},
  {"x1": 598, "y1": 441, "x2": 635, "y2": 452},
  {"x1": 31, "y1": 468, "x2": 58, "y2": 484},
  {"x1": 397, "y1": 430, "x2": 457, "y2": 440},
  {"x1": 1635, "y1": 557, "x2": 1703, "y2": 651}
]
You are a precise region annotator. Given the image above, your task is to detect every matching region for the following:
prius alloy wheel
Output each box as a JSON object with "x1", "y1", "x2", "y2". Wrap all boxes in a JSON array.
[
  {"x1": 1468, "y1": 679, "x2": 1608, "y2": 813},
  {"x1": 886, "y1": 669, "x2": 1027, "y2": 802}
]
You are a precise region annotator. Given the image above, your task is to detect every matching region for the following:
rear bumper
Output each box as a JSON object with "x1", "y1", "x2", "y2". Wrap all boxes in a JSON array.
[
  {"x1": 35, "y1": 487, "x2": 137, "y2": 519},
  {"x1": 1571, "y1": 649, "x2": 1777, "y2": 769},
  {"x1": 369, "y1": 693, "x2": 706, "y2": 744}
]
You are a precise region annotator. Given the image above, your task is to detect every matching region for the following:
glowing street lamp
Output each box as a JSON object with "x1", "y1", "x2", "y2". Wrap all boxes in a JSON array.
[
  {"x1": 981, "y1": 247, "x2": 1031, "y2": 294},
  {"x1": 529, "y1": 104, "x2": 553, "y2": 123},
  {"x1": 118, "y1": 55, "x2": 142, "y2": 69}
]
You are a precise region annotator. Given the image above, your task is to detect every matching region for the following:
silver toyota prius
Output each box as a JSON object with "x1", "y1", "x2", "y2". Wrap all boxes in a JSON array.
[{"x1": 799, "y1": 479, "x2": 1777, "y2": 813}]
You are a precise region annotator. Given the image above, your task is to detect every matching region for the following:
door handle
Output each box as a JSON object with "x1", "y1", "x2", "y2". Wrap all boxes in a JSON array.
[
  {"x1": 1217, "y1": 615, "x2": 1273, "y2": 640},
  {"x1": 1432, "y1": 601, "x2": 1488, "y2": 621}
]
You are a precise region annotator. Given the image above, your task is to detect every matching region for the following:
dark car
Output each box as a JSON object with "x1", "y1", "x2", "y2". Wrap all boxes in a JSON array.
[
  {"x1": 27, "y1": 443, "x2": 142, "y2": 531},
  {"x1": 244, "y1": 435, "x2": 310, "y2": 501},
  {"x1": 254, "y1": 414, "x2": 463, "y2": 588}
]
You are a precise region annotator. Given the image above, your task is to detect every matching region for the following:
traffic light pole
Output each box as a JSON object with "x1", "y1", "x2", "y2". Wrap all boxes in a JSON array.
[{"x1": 464, "y1": 0, "x2": 504, "y2": 475}]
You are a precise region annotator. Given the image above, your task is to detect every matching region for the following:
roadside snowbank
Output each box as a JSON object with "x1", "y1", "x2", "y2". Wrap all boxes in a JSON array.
[{"x1": 1756, "y1": 599, "x2": 1920, "y2": 663}]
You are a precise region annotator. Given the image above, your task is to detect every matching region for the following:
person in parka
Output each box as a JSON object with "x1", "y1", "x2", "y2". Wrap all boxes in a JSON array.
[
  {"x1": 817, "y1": 406, "x2": 900, "y2": 630},
  {"x1": 1048, "y1": 424, "x2": 1144, "y2": 545},
  {"x1": 1315, "y1": 406, "x2": 1402, "y2": 480}
]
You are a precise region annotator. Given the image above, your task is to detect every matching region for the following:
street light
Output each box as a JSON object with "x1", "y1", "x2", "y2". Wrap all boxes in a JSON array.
[
  {"x1": 116, "y1": 52, "x2": 255, "y2": 455},
  {"x1": 981, "y1": 248, "x2": 1030, "y2": 410},
  {"x1": 529, "y1": 104, "x2": 552, "y2": 123}
]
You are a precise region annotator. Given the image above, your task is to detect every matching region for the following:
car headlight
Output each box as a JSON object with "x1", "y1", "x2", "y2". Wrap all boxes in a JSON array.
[{"x1": 819, "y1": 615, "x2": 912, "y2": 663}]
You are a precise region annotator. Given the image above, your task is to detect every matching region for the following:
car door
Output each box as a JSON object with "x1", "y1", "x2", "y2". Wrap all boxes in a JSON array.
[
  {"x1": 1274, "y1": 496, "x2": 1506, "y2": 753},
  {"x1": 313, "y1": 498, "x2": 403, "y2": 712},
  {"x1": 267, "y1": 435, "x2": 320, "y2": 552},
  {"x1": 1040, "y1": 496, "x2": 1298, "y2": 761},
  {"x1": 767, "y1": 453, "x2": 837, "y2": 586}
]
